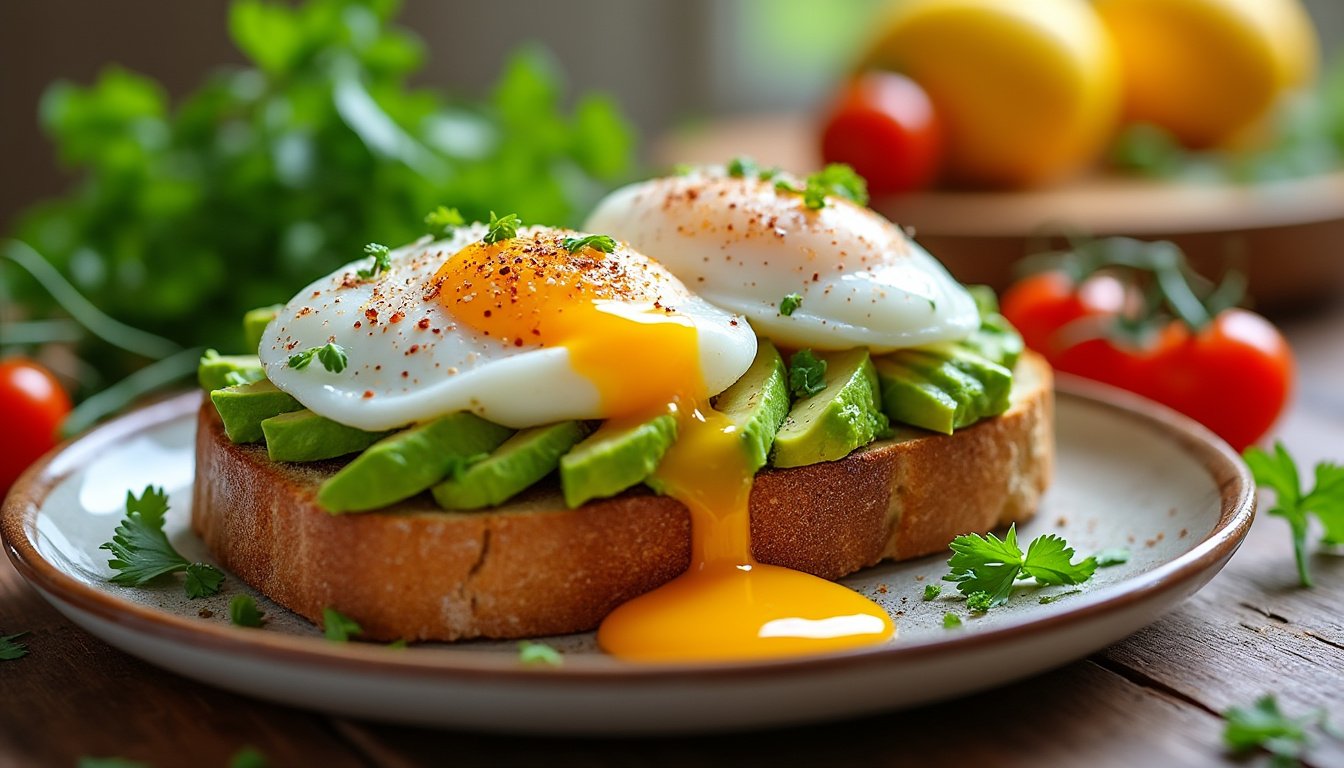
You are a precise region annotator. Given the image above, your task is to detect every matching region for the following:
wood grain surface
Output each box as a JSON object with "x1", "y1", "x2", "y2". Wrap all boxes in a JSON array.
[{"x1": 3, "y1": 303, "x2": 1342, "y2": 768}]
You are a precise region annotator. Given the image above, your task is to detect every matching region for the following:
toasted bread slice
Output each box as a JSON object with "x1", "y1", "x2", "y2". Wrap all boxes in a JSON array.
[{"x1": 192, "y1": 352, "x2": 1053, "y2": 641}]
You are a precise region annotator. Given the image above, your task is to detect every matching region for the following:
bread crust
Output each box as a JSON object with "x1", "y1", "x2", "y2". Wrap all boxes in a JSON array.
[{"x1": 192, "y1": 353, "x2": 1053, "y2": 641}]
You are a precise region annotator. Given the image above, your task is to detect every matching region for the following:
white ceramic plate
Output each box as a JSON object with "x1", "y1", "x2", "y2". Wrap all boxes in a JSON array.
[{"x1": 2, "y1": 380, "x2": 1252, "y2": 735}]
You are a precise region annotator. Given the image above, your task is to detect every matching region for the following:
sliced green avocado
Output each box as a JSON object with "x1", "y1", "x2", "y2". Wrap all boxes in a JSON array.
[
  {"x1": 317, "y1": 413, "x2": 513, "y2": 513},
  {"x1": 875, "y1": 345, "x2": 1012, "y2": 434},
  {"x1": 432, "y1": 420, "x2": 593, "y2": 510},
  {"x1": 210, "y1": 380, "x2": 303, "y2": 444},
  {"x1": 560, "y1": 414, "x2": 677, "y2": 508},
  {"x1": 771, "y1": 348, "x2": 888, "y2": 468},
  {"x1": 959, "y1": 285, "x2": 1024, "y2": 370},
  {"x1": 243, "y1": 304, "x2": 283, "y2": 352},
  {"x1": 261, "y1": 409, "x2": 392, "y2": 462},
  {"x1": 712, "y1": 339, "x2": 791, "y2": 473},
  {"x1": 198, "y1": 349, "x2": 266, "y2": 391}
]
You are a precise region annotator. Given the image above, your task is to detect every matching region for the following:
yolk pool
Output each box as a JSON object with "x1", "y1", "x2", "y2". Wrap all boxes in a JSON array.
[{"x1": 435, "y1": 232, "x2": 894, "y2": 662}]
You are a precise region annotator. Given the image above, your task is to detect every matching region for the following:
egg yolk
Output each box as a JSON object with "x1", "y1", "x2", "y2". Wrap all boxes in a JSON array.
[{"x1": 435, "y1": 232, "x2": 893, "y2": 662}]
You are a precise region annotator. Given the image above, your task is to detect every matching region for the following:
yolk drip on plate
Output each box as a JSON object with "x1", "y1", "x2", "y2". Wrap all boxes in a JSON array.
[{"x1": 435, "y1": 232, "x2": 893, "y2": 662}]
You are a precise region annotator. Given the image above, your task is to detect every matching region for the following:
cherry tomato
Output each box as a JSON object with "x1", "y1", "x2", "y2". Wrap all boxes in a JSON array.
[
  {"x1": 0, "y1": 358, "x2": 72, "y2": 496},
  {"x1": 1132, "y1": 309, "x2": 1294, "y2": 451},
  {"x1": 1002, "y1": 271, "x2": 1293, "y2": 451},
  {"x1": 820, "y1": 72, "x2": 943, "y2": 195}
]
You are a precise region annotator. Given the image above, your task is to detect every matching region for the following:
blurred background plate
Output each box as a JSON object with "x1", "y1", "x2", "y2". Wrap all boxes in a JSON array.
[{"x1": 657, "y1": 113, "x2": 1344, "y2": 313}]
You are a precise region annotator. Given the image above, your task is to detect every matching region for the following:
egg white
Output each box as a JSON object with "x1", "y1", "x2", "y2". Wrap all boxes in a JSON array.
[
  {"x1": 258, "y1": 225, "x2": 757, "y2": 431},
  {"x1": 584, "y1": 170, "x2": 979, "y2": 353}
]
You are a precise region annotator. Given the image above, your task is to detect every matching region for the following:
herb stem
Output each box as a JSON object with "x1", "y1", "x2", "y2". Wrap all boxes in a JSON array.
[{"x1": 3, "y1": 240, "x2": 182, "y2": 360}]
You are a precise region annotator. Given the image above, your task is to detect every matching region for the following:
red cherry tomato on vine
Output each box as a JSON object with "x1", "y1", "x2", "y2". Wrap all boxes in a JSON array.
[
  {"x1": 1, "y1": 358, "x2": 72, "y2": 496},
  {"x1": 1002, "y1": 271, "x2": 1293, "y2": 451},
  {"x1": 1132, "y1": 309, "x2": 1294, "y2": 451},
  {"x1": 820, "y1": 72, "x2": 943, "y2": 195}
]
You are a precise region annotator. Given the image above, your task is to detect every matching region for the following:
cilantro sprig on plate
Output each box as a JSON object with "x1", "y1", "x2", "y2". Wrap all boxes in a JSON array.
[
  {"x1": 99, "y1": 486, "x2": 224, "y2": 598},
  {"x1": 943, "y1": 524, "x2": 1098, "y2": 609},
  {"x1": 1244, "y1": 443, "x2": 1344, "y2": 587}
]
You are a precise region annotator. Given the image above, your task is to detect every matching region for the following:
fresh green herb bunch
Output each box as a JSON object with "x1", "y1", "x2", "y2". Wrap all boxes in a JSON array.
[{"x1": 4, "y1": 0, "x2": 634, "y2": 387}]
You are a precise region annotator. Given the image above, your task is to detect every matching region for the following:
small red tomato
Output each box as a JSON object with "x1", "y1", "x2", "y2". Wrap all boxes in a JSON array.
[
  {"x1": 1133, "y1": 310, "x2": 1294, "y2": 451},
  {"x1": 820, "y1": 71, "x2": 943, "y2": 195},
  {"x1": 1001, "y1": 271, "x2": 1129, "y2": 354},
  {"x1": 0, "y1": 358, "x2": 72, "y2": 496}
]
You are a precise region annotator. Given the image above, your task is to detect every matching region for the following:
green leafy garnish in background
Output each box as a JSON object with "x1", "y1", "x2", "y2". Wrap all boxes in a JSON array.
[
  {"x1": 3, "y1": 0, "x2": 634, "y2": 401},
  {"x1": 322, "y1": 607, "x2": 362, "y2": 642},
  {"x1": 1244, "y1": 443, "x2": 1344, "y2": 588},
  {"x1": 0, "y1": 632, "x2": 30, "y2": 661},
  {"x1": 423, "y1": 205, "x2": 464, "y2": 235},
  {"x1": 518, "y1": 640, "x2": 563, "y2": 666},
  {"x1": 1222, "y1": 695, "x2": 1337, "y2": 767},
  {"x1": 229, "y1": 595, "x2": 266, "y2": 628},
  {"x1": 100, "y1": 486, "x2": 224, "y2": 598}
]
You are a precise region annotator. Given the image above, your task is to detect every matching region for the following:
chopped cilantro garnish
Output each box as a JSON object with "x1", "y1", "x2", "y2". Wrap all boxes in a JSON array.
[
  {"x1": 727, "y1": 156, "x2": 758, "y2": 178},
  {"x1": 1223, "y1": 695, "x2": 1325, "y2": 765},
  {"x1": 943, "y1": 524, "x2": 1097, "y2": 609},
  {"x1": 356, "y1": 243, "x2": 391, "y2": 280},
  {"x1": 424, "y1": 205, "x2": 465, "y2": 234},
  {"x1": 1039, "y1": 588, "x2": 1082, "y2": 605},
  {"x1": 518, "y1": 640, "x2": 563, "y2": 666},
  {"x1": 787, "y1": 349, "x2": 827, "y2": 398},
  {"x1": 322, "y1": 607, "x2": 362, "y2": 642},
  {"x1": 99, "y1": 486, "x2": 224, "y2": 598},
  {"x1": 922, "y1": 583, "x2": 941, "y2": 601},
  {"x1": 562, "y1": 234, "x2": 617, "y2": 254},
  {"x1": 966, "y1": 591, "x2": 993, "y2": 613},
  {"x1": 779, "y1": 292, "x2": 803, "y2": 317},
  {"x1": 484, "y1": 211, "x2": 522, "y2": 244},
  {"x1": 0, "y1": 632, "x2": 29, "y2": 661},
  {"x1": 1095, "y1": 548, "x2": 1131, "y2": 567},
  {"x1": 1244, "y1": 442, "x2": 1344, "y2": 587},
  {"x1": 774, "y1": 164, "x2": 870, "y2": 210},
  {"x1": 942, "y1": 612, "x2": 962, "y2": 629},
  {"x1": 288, "y1": 342, "x2": 348, "y2": 374},
  {"x1": 229, "y1": 595, "x2": 265, "y2": 628}
]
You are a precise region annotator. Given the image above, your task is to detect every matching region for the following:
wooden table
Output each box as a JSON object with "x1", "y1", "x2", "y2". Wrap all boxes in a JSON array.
[{"x1": 4, "y1": 304, "x2": 1344, "y2": 767}]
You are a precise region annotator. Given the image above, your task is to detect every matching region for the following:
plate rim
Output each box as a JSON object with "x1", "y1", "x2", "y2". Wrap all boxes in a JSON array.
[{"x1": 2, "y1": 377, "x2": 1254, "y2": 686}]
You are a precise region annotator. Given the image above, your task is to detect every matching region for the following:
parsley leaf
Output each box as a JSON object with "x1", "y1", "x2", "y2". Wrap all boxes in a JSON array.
[
  {"x1": 0, "y1": 632, "x2": 29, "y2": 661},
  {"x1": 229, "y1": 595, "x2": 265, "y2": 628},
  {"x1": 1223, "y1": 695, "x2": 1321, "y2": 765},
  {"x1": 356, "y1": 243, "x2": 391, "y2": 280},
  {"x1": 562, "y1": 234, "x2": 617, "y2": 254},
  {"x1": 1022, "y1": 534, "x2": 1098, "y2": 585},
  {"x1": 943, "y1": 524, "x2": 1097, "y2": 609},
  {"x1": 779, "y1": 292, "x2": 803, "y2": 317},
  {"x1": 484, "y1": 211, "x2": 522, "y2": 244},
  {"x1": 1245, "y1": 443, "x2": 1344, "y2": 587},
  {"x1": 99, "y1": 486, "x2": 223, "y2": 598},
  {"x1": 810, "y1": 163, "x2": 869, "y2": 206},
  {"x1": 424, "y1": 205, "x2": 465, "y2": 235},
  {"x1": 788, "y1": 349, "x2": 827, "y2": 399},
  {"x1": 942, "y1": 612, "x2": 962, "y2": 629},
  {"x1": 289, "y1": 342, "x2": 347, "y2": 373},
  {"x1": 922, "y1": 583, "x2": 941, "y2": 601},
  {"x1": 322, "y1": 607, "x2": 362, "y2": 642},
  {"x1": 727, "y1": 156, "x2": 758, "y2": 178},
  {"x1": 518, "y1": 640, "x2": 563, "y2": 666}
]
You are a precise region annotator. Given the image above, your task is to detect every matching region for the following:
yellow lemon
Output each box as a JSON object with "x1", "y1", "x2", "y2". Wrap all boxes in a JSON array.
[
  {"x1": 1093, "y1": 0, "x2": 1319, "y2": 148},
  {"x1": 859, "y1": 0, "x2": 1121, "y2": 188}
]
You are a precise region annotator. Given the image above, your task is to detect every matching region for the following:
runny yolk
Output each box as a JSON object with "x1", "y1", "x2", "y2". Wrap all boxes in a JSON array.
[{"x1": 435, "y1": 232, "x2": 894, "y2": 662}]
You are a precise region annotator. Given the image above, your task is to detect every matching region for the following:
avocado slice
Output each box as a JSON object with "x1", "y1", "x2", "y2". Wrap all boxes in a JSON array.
[
  {"x1": 712, "y1": 339, "x2": 791, "y2": 473},
  {"x1": 198, "y1": 349, "x2": 266, "y2": 391},
  {"x1": 210, "y1": 380, "x2": 303, "y2": 444},
  {"x1": 432, "y1": 420, "x2": 593, "y2": 510},
  {"x1": 960, "y1": 312, "x2": 1024, "y2": 370},
  {"x1": 771, "y1": 348, "x2": 888, "y2": 468},
  {"x1": 875, "y1": 345, "x2": 1013, "y2": 434},
  {"x1": 317, "y1": 413, "x2": 513, "y2": 513},
  {"x1": 559, "y1": 414, "x2": 677, "y2": 508},
  {"x1": 261, "y1": 409, "x2": 392, "y2": 462},
  {"x1": 243, "y1": 304, "x2": 283, "y2": 351}
]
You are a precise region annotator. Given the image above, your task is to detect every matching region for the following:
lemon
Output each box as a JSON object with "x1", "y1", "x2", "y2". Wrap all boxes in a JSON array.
[
  {"x1": 1093, "y1": 0, "x2": 1319, "y2": 148},
  {"x1": 859, "y1": 0, "x2": 1121, "y2": 188}
]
